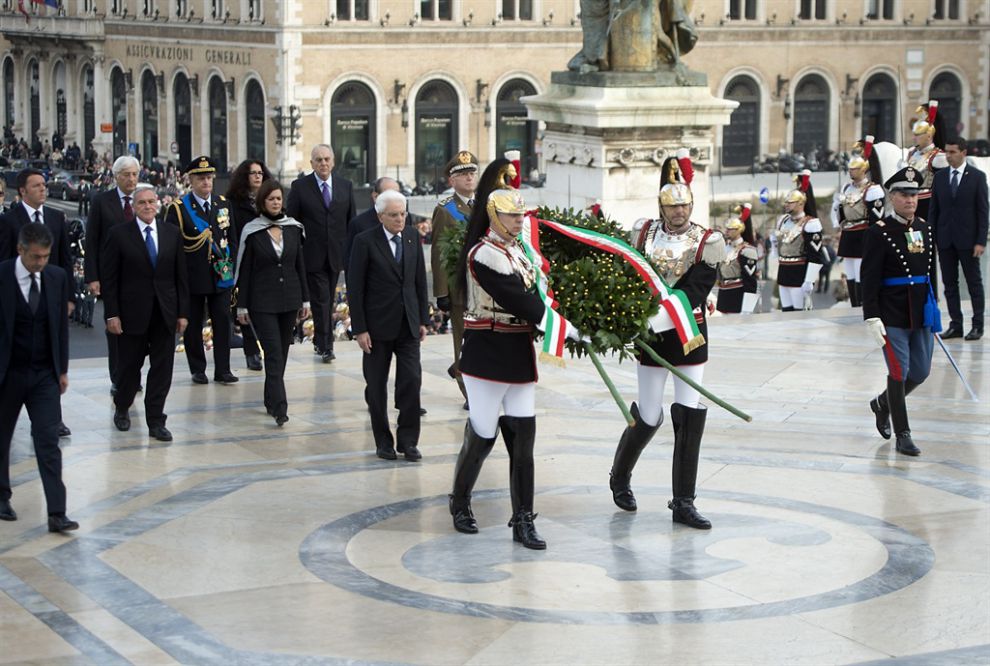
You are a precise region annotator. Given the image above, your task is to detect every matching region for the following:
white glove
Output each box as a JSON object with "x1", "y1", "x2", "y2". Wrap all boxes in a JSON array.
[
  {"x1": 563, "y1": 320, "x2": 590, "y2": 343},
  {"x1": 648, "y1": 307, "x2": 675, "y2": 333},
  {"x1": 801, "y1": 281, "x2": 815, "y2": 294},
  {"x1": 865, "y1": 317, "x2": 886, "y2": 347}
]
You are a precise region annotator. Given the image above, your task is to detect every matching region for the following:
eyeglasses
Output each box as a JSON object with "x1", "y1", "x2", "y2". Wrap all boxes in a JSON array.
[{"x1": 248, "y1": 171, "x2": 264, "y2": 176}]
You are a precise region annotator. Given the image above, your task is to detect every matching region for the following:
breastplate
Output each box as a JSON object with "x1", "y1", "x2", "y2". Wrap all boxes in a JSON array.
[
  {"x1": 777, "y1": 216, "x2": 806, "y2": 258},
  {"x1": 464, "y1": 237, "x2": 537, "y2": 325},
  {"x1": 907, "y1": 149, "x2": 936, "y2": 189},
  {"x1": 642, "y1": 221, "x2": 704, "y2": 285},
  {"x1": 840, "y1": 184, "x2": 868, "y2": 223},
  {"x1": 720, "y1": 242, "x2": 743, "y2": 281}
]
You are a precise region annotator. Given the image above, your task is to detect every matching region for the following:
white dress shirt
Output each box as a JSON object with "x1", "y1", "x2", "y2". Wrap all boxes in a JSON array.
[
  {"x1": 14, "y1": 255, "x2": 39, "y2": 303},
  {"x1": 383, "y1": 227, "x2": 402, "y2": 259},
  {"x1": 21, "y1": 201, "x2": 44, "y2": 224},
  {"x1": 314, "y1": 173, "x2": 332, "y2": 199},
  {"x1": 138, "y1": 218, "x2": 158, "y2": 250}
]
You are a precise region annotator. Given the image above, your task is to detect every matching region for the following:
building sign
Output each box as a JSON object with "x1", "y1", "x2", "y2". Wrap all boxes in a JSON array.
[
  {"x1": 100, "y1": 122, "x2": 113, "y2": 133},
  {"x1": 420, "y1": 116, "x2": 450, "y2": 129},
  {"x1": 205, "y1": 49, "x2": 252, "y2": 65},
  {"x1": 336, "y1": 118, "x2": 369, "y2": 130},
  {"x1": 123, "y1": 43, "x2": 252, "y2": 66}
]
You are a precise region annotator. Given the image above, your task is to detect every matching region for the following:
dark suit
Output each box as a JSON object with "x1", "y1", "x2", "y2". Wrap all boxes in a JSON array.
[
  {"x1": 344, "y1": 206, "x2": 416, "y2": 284},
  {"x1": 227, "y1": 196, "x2": 261, "y2": 360},
  {"x1": 0, "y1": 258, "x2": 71, "y2": 515},
  {"x1": 348, "y1": 225, "x2": 429, "y2": 451},
  {"x1": 102, "y1": 220, "x2": 189, "y2": 427},
  {"x1": 929, "y1": 163, "x2": 989, "y2": 332},
  {"x1": 0, "y1": 203, "x2": 74, "y2": 300},
  {"x1": 84, "y1": 187, "x2": 131, "y2": 385},
  {"x1": 236, "y1": 224, "x2": 309, "y2": 418},
  {"x1": 286, "y1": 172, "x2": 355, "y2": 353},
  {"x1": 164, "y1": 193, "x2": 235, "y2": 377}
]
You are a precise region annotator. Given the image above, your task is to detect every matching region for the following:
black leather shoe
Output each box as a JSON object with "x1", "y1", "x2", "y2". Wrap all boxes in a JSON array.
[
  {"x1": 419, "y1": 407, "x2": 427, "y2": 416},
  {"x1": 940, "y1": 325, "x2": 963, "y2": 339},
  {"x1": 321, "y1": 350, "x2": 336, "y2": 363},
  {"x1": 463, "y1": 401, "x2": 470, "y2": 411},
  {"x1": 275, "y1": 414, "x2": 289, "y2": 427},
  {"x1": 149, "y1": 426, "x2": 173, "y2": 442},
  {"x1": 57, "y1": 422, "x2": 71, "y2": 437},
  {"x1": 48, "y1": 514, "x2": 79, "y2": 533},
  {"x1": 403, "y1": 445, "x2": 422, "y2": 461},
  {"x1": 110, "y1": 383, "x2": 117, "y2": 396},
  {"x1": 449, "y1": 496, "x2": 478, "y2": 534},
  {"x1": 191, "y1": 372, "x2": 209, "y2": 384},
  {"x1": 376, "y1": 445, "x2": 397, "y2": 460},
  {"x1": 669, "y1": 497, "x2": 712, "y2": 530},
  {"x1": 246, "y1": 354, "x2": 263, "y2": 371},
  {"x1": 870, "y1": 395, "x2": 892, "y2": 440},
  {"x1": 895, "y1": 431, "x2": 921, "y2": 456},
  {"x1": 214, "y1": 372, "x2": 239, "y2": 384},
  {"x1": 509, "y1": 511, "x2": 547, "y2": 550},
  {"x1": 0, "y1": 500, "x2": 16, "y2": 521},
  {"x1": 113, "y1": 409, "x2": 131, "y2": 432},
  {"x1": 965, "y1": 328, "x2": 983, "y2": 341},
  {"x1": 610, "y1": 474, "x2": 638, "y2": 512}
]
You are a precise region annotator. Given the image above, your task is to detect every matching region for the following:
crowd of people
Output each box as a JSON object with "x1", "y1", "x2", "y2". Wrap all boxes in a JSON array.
[{"x1": 0, "y1": 96, "x2": 985, "y2": 545}]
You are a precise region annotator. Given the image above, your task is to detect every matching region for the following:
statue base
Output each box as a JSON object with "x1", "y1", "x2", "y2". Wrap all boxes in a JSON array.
[{"x1": 523, "y1": 77, "x2": 737, "y2": 227}]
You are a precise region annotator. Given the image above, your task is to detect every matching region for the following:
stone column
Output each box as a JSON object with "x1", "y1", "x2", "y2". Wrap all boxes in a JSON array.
[{"x1": 90, "y1": 53, "x2": 112, "y2": 159}]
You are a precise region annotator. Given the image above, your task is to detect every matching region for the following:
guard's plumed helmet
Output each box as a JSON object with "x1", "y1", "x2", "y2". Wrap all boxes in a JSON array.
[
  {"x1": 785, "y1": 169, "x2": 818, "y2": 217},
  {"x1": 911, "y1": 101, "x2": 938, "y2": 137},
  {"x1": 658, "y1": 148, "x2": 694, "y2": 206},
  {"x1": 847, "y1": 135, "x2": 875, "y2": 172}
]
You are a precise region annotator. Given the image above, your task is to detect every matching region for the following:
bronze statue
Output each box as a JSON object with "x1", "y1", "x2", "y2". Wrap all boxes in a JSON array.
[{"x1": 567, "y1": 0, "x2": 698, "y2": 74}]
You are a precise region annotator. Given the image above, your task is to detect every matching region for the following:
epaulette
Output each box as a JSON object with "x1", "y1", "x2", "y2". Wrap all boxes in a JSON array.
[
  {"x1": 438, "y1": 194, "x2": 454, "y2": 206},
  {"x1": 470, "y1": 241, "x2": 513, "y2": 275},
  {"x1": 876, "y1": 220, "x2": 886, "y2": 227},
  {"x1": 218, "y1": 195, "x2": 227, "y2": 202},
  {"x1": 632, "y1": 218, "x2": 651, "y2": 232},
  {"x1": 700, "y1": 230, "x2": 726, "y2": 267},
  {"x1": 704, "y1": 229, "x2": 723, "y2": 244},
  {"x1": 803, "y1": 217, "x2": 823, "y2": 233},
  {"x1": 740, "y1": 245, "x2": 760, "y2": 260},
  {"x1": 865, "y1": 184, "x2": 885, "y2": 202}
]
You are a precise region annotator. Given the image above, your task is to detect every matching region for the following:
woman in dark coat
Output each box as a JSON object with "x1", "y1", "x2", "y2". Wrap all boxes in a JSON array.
[
  {"x1": 234, "y1": 180, "x2": 309, "y2": 426},
  {"x1": 226, "y1": 160, "x2": 273, "y2": 370}
]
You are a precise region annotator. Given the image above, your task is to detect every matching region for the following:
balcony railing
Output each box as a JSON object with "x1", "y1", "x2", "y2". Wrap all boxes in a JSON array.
[{"x1": 0, "y1": 13, "x2": 105, "y2": 41}]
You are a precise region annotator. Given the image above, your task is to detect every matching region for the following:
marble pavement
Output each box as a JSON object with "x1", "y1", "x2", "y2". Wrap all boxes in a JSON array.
[{"x1": 1, "y1": 307, "x2": 988, "y2": 665}]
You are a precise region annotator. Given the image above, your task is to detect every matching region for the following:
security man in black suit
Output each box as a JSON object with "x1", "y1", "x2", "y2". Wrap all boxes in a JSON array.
[
  {"x1": 83, "y1": 155, "x2": 141, "y2": 394},
  {"x1": 285, "y1": 144, "x2": 355, "y2": 363},
  {"x1": 102, "y1": 185, "x2": 189, "y2": 442},
  {"x1": 348, "y1": 190, "x2": 429, "y2": 462},
  {"x1": 0, "y1": 223, "x2": 78, "y2": 532},
  {"x1": 0, "y1": 168, "x2": 75, "y2": 438},
  {"x1": 928, "y1": 137, "x2": 989, "y2": 341},
  {"x1": 164, "y1": 156, "x2": 238, "y2": 385}
]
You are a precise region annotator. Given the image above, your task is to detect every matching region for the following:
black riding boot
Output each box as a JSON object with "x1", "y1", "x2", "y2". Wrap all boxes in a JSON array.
[
  {"x1": 848, "y1": 280, "x2": 861, "y2": 307},
  {"x1": 887, "y1": 377, "x2": 920, "y2": 456},
  {"x1": 781, "y1": 305, "x2": 795, "y2": 312},
  {"x1": 871, "y1": 378, "x2": 920, "y2": 441},
  {"x1": 609, "y1": 402, "x2": 662, "y2": 511},
  {"x1": 449, "y1": 420, "x2": 496, "y2": 533},
  {"x1": 500, "y1": 416, "x2": 545, "y2": 550},
  {"x1": 669, "y1": 403, "x2": 712, "y2": 529}
]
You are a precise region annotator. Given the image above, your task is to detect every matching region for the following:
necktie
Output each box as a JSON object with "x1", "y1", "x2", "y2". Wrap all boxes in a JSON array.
[
  {"x1": 321, "y1": 182, "x2": 332, "y2": 208},
  {"x1": 203, "y1": 200, "x2": 211, "y2": 217},
  {"x1": 950, "y1": 170, "x2": 959, "y2": 196},
  {"x1": 28, "y1": 273, "x2": 39, "y2": 313},
  {"x1": 123, "y1": 196, "x2": 134, "y2": 221},
  {"x1": 34, "y1": 210, "x2": 42, "y2": 225},
  {"x1": 467, "y1": 198, "x2": 475, "y2": 208},
  {"x1": 145, "y1": 226, "x2": 158, "y2": 268},
  {"x1": 392, "y1": 235, "x2": 402, "y2": 263}
]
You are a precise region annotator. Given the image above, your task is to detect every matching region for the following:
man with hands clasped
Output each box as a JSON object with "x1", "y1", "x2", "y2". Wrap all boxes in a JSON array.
[{"x1": 861, "y1": 167, "x2": 939, "y2": 457}]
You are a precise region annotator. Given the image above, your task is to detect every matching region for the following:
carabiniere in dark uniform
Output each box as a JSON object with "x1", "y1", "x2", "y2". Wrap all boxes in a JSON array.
[{"x1": 861, "y1": 166, "x2": 940, "y2": 457}]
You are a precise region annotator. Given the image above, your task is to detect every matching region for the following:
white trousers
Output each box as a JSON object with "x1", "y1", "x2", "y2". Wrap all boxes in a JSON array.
[
  {"x1": 463, "y1": 375, "x2": 536, "y2": 438},
  {"x1": 779, "y1": 286, "x2": 805, "y2": 309},
  {"x1": 636, "y1": 363, "x2": 705, "y2": 427},
  {"x1": 843, "y1": 257, "x2": 862, "y2": 282}
]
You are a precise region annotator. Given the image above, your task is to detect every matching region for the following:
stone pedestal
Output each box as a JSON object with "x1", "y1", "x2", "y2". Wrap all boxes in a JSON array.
[{"x1": 524, "y1": 72, "x2": 737, "y2": 228}]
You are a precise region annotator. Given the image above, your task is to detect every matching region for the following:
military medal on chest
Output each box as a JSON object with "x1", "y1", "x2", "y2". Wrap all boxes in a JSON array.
[{"x1": 905, "y1": 229, "x2": 925, "y2": 253}]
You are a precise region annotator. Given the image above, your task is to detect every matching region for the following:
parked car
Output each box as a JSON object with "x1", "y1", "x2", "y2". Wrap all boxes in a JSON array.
[
  {"x1": 2, "y1": 158, "x2": 52, "y2": 189},
  {"x1": 47, "y1": 170, "x2": 89, "y2": 201}
]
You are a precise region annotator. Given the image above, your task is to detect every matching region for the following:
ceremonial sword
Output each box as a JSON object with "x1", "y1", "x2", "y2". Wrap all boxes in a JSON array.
[{"x1": 935, "y1": 333, "x2": 979, "y2": 402}]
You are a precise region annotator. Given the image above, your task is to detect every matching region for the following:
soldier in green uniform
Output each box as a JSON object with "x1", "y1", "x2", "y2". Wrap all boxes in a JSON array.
[{"x1": 430, "y1": 151, "x2": 478, "y2": 406}]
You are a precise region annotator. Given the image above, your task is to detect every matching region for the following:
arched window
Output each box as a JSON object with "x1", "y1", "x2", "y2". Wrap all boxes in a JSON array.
[
  {"x1": 861, "y1": 73, "x2": 897, "y2": 143},
  {"x1": 141, "y1": 70, "x2": 158, "y2": 163},
  {"x1": 414, "y1": 80, "x2": 458, "y2": 192},
  {"x1": 722, "y1": 75, "x2": 760, "y2": 168},
  {"x1": 173, "y1": 73, "x2": 192, "y2": 167},
  {"x1": 110, "y1": 67, "x2": 128, "y2": 158},
  {"x1": 53, "y1": 62, "x2": 67, "y2": 141},
  {"x1": 793, "y1": 74, "x2": 830, "y2": 158},
  {"x1": 208, "y1": 76, "x2": 228, "y2": 172},
  {"x1": 929, "y1": 72, "x2": 962, "y2": 137},
  {"x1": 496, "y1": 78, "x2": 538, "y2": 183},
  {"x1": 2, "y1": 58, "x2": 14, "y2": 131},
  {"x1": 244, "y1": 79, "x2": 266, "y2": 162},
  {"x1": 29, "y1": 60, "x2": 40, "y2": 150},
  {"x1": 82, "y1": 65, "x2": 95, "y2": 151},
  {"x1": 331, "y1": 81, "x2": 376, "y2": 185}
]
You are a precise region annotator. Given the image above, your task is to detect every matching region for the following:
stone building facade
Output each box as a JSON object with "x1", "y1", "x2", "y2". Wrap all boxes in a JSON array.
[{"x1": 0, "y1": 0, "x2": 986, "y2": 185}]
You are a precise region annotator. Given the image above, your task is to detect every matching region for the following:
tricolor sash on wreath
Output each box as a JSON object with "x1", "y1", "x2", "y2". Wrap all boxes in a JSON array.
[
  {"x1": 526, "y1": 214, "x2": 705, "y2": 356},
  {"x1": 518, "y1": 215, "x2": 567, "y2": 366},
  {"x1": 181, "y1": 194, "x2": 235, "y2": 289}
]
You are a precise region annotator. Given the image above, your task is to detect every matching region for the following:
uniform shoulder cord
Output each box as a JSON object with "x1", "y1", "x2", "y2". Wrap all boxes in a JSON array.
[{"x1": 173, "y1": 201, "x2": 212, "y2": 255}]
